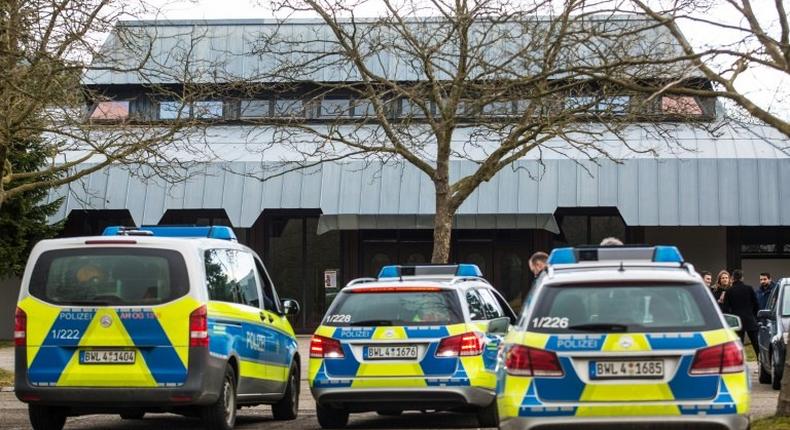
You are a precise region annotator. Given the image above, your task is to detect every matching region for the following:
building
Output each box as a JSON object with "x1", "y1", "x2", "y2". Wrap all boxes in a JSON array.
[{"x1": 1, "y1": 18, "x2": 788, "y2": 337}]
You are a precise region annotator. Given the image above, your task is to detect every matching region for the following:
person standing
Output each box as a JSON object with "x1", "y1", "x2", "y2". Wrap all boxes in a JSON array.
[
  {"x1": 723, "y1": 269, "x2": 760, "y2": 357},
  {"x1": 755, "y1": 272, "x2": 777, "y2": 310},
  {"x1": 700, "y1": 271, "x2": 713, "y2": 290},
  {"x1": 712, "y1": 270, "x2": 731, "y2": 310}
]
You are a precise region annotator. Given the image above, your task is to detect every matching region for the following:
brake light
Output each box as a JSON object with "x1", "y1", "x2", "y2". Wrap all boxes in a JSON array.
[
  {"x1": 436, "y1": 332, "x2": 484, "y2": 357},
  {"x1": 690, "y1": 341, "x2": 744, "y2": 375},
  {"x1": 348, "y1": 286, "x2": 443, "y2": 293},
  {"x1": 504, "y1": 344, "x2": 564, "y2": 377},
  {"x1": 310, "y1": 335, "x2": 345, "y2": 358},
  {"x1": 14, "y1": 307, "x2": 26, "y2": 347},
  {"x1": 84, "y1": 240, "x2": 137, "y2": 244},
  {"x1": 189, "y1": 305, "x2": 208, "y2": 347}
]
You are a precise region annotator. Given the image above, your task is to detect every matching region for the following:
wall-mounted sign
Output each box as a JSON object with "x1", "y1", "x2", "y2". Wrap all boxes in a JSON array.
[{"x1": 324, "y1": 269, "x2": 338, "y2": 289}]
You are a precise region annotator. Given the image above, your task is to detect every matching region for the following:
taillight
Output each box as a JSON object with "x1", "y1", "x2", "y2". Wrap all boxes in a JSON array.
[
  {"x1": 504, "y1": 344, "x2": 564, "y2": 377},
  {"x1": 14, "y1": 307, "x2": 26, "y2": 347},
  {"x1": 189, "y1": 305, "x2": 208, "y2": 347},
  {"x1": 436, "y1": 332, "x2": 484, "y2": 357},
  {"x1": 690, "y1": 341, "x2": 744, "y2": 375},
  {"x1": 310, "y1": 335, "x2": 344, "y2": 359}
]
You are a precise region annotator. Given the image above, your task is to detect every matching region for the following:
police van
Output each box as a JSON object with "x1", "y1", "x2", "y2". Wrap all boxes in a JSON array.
[{"x1": 14, "y1": 226, "x2": 301, "y2": 430}]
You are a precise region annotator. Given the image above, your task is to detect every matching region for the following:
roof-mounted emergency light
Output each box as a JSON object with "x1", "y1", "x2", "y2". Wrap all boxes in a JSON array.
[
  {"x1": 102, "y1": 225, "x2": 237, "y2": 241},
  {"x1": 377, "y1": 264, "x2": 483, "y2": 279},
  {"x1": 547, "y1": 245, "x2": 683, "y2": 265}
]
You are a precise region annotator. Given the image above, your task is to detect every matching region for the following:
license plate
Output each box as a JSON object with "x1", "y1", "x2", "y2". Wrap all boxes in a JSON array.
[
  {"x1": 589, "y1": 359, "x2": 664, "y2": 379},
  {"x1": 364, "y1": 345, "x2": 418, "y2": 360},
  {"x1": 80, "y1": 350, "x2": 136, "y2": 364}
]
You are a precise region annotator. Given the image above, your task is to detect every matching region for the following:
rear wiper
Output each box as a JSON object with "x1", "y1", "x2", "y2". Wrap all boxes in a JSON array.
[
  {"x1": 567, "y1": 323, "x2": 629, "y2": 332},
  {"x1": 348, "y1": 320, "x2": 394, "y2": 327}
]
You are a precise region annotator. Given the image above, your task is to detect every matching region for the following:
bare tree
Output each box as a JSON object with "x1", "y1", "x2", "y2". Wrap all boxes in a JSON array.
[
  {"x1": 242, "y1": 0, "x2": 712, "y2": 263},
  {"x1": 611, "y1": 0, "x2": 789, "y2": 138},
  {"x1": 0, "y1": 0, "x2": 217, "y2": 210}
]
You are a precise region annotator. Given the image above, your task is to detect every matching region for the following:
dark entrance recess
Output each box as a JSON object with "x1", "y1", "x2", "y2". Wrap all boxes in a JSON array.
[
  {"x1": 552, "y1": 207, "x2": 643, "y2": 247},
  {"x1": 60, "y1": 209, "x2": 136, "y2": 237}
]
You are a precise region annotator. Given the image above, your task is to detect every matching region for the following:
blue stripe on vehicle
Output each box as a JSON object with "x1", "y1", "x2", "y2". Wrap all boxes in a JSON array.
[
  {"x1": 333, "y1": 327, "x2": 375, "y2": 340},
  {"x1": 647, "y1": 333, "x2": 707, "y2": 350},
  {"x1": 533, "y1": 357, "x2": 585, "y2": 401},
  {"x1": 311, "y1": 362, "x2": 353, "y2": 388},
  {"x1": 404, "y1": 326, "x2": 449, "y2": 338},
  {"x1": 679, "y1": 380, "x2": 737, "y2": 415},
  {"x1": 28, "y1": 310, "x2": 96, "y2": 385},
  {"x1": 419, "y1": 343, "x2": 458, "y2": 376},
  {"x1": 545, "y1": 335, "x2": 604, "y2": 352},
  {"x1": 668, "y1": 355, "x2": 719, "y2": 400},
  {"x1": 120, "y1": 311, "x2": 187, "y2": 384},
  {"x1": 322, "y1": 343, "x2": 360, "y2": 377}
]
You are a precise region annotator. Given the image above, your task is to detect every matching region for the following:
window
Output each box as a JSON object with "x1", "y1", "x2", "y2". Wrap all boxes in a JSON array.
[
  {"x1": 205, "y1": 249, "x2": 239, "y2": 303},
  {"x1": 400, "y1": 99, "x2": 431, "y2": 118},
  {"x1": 466, "y1": 289, "x2": 486, "y2": 320},
  {"x1": 483, "y1": 101, "x2": 513, "y2": 116},
  {"x1": 159, "y1": 101, "x2": 187, "y2": 120},
  {"x1": 565, "y1": 96, "x2": 629, "y2": 114},
  {"x1": 241, "y1": 100, "x2": 272, "y2": 118},
  {"x1": 320, "y1": 99, "x2": 351, "y2": 118},
  {"x1": 478, "y1": 288, "x2": 505, "y2": 319},
  {"x1": 236, "y1": 252, "x2": 261, "y2": 308},
  {"x1": 274, "y1": 99, "x2": 305, "y2": 117},
  {"x1": 254, "y1": 258, "x2": 279, "y2": 312},
  {"x1": 351, "y1": 99, "x2": 376, "y2": 117},
  {"x1": 193, "y1": 101, "x2": 223, "y2": 119},
  {"x1": 661, "y1": 96, "x2": 703, "y2": 115},
  {"x1": 324, "y1": 290, "x2": 463, "y2": 326},
  {"x1": 89, "y1": 101, "x2": 130, "y2": 121},
  {"x1": 30, "y1": 248, "x2": 189, "y2": 306}
]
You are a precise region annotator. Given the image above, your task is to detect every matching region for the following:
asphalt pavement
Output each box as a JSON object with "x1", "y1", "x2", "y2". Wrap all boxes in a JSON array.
[{"x1": 0, "y1": 337, "x2": 781, "y2": 429}]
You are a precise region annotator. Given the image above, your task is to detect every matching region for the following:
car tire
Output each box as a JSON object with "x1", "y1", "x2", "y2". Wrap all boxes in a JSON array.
[
  {"x1": 120, "y1": 411, "x2": 145, "y2": 420},
  {"x1": 272, "y1": 363, "x2": 299, "y2": 420},
  {"x1": 772, "y1": 357, "x2": 783, "y2": 390},
  {"x1": 316, "y1": 404, "x2": 349, "y2": 428},
  {"x1": 376, "y1": 410, "x2": 403, "y2": 416},
  {"x1": 759, "y1": 357, "x2": 772, "y2": 384},
  {"x1": 476, "y1": 399, "x2": 499, "y2": 428},
  {"x1": 202, "y1": 365, "x2": 237, "y2": 430},
  {"x1": 28, "y1": 405, "x2": 66, "y2": 430}
]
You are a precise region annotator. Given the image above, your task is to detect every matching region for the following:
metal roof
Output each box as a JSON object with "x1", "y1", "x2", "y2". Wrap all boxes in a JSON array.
[
  {"x1": 84, "y1": 17, "x2": 689, "y2": 85},
  {"x1": 47, "y1": 124, "x2": 790, "y2": 232}
]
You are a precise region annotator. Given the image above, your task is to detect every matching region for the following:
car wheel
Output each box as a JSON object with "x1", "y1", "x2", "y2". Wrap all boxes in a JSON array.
[
  {"x1": 772, "y1": 355, "x2": 783, "y2": 390},
  {"x1": 272, "y1": 363, "x2": 299, "y2": 420},
  {"x1": 758, "y1": 356, "x2": 772, "y2": 384},
  {"x1": 120, "y1": 411, "x2": 145, "y2": 420},
  {"x1": 476, "y1": 399, "x2": 499, "y2": 428},
  {"x1": 28, "y1": 405, "x2": 66, "y2": 430},
  {"x1": 316, "y1": 404, "x2": 349, "y2": 428},
  {"x1": 376, "y1": 410, "x2": 403, "y2": 416},
  {"x1": 202, "y1": 365, "x2": 237, "y2": 430}
]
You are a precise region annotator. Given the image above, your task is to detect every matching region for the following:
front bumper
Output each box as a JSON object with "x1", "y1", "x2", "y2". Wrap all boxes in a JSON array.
[
  {"x1": 499, "y1": 414, "x2": 749, "y2": 430},
  {"x1": 14, "y1": 346, "x2": 226, "y2": 409},
  {"x1": 312, "y1": 386, "x2": 495, "y2": 412}
]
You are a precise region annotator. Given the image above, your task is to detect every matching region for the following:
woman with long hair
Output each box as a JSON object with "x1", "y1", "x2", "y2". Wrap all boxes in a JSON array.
[{"x1": 712, "y1": 270, "x2": 731, "y2": 312}]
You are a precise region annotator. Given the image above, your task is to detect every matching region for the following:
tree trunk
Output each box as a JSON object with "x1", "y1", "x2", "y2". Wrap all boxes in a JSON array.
[
  {"x1": 431, "y1": 198, "x2": 454, "y2": 263},
  {"x1": 777, "y1": 350, "x2": 790, "y2": 415}
]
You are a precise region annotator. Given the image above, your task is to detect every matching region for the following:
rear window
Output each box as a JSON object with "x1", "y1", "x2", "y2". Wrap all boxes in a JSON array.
[
  {"x1": 324, "y1": 289, "x2": 464, "y2": 327},
  {"x1": 527, "y1": 283, "x2": 721, "y2": 333},
  {"x1": 29, "y1": 248, "x2": 189, "y2": 306}
]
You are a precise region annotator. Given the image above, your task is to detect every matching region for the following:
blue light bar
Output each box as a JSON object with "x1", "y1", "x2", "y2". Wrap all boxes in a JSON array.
[
  {"x1": 102, "y1": 225, "x2": 237, "y2": 241},
  {"x1": 377, "y1": 264, "x2": 483, "y2": 279},
  {"x1": 652, "y1": 246, "x2": 683, "y2": 263},
  {"x1": 547, "y1": 245, "x2": 684, "y2": 265},
  {"x1": 548, "y1": 248, "x2": 576, "y2": 265},
  {"x1": 456, "y1": 264, "x2": 483, "y2": 277},
  {"x1": 379, "y1": 265, "x2": 401, "y2": 278}
]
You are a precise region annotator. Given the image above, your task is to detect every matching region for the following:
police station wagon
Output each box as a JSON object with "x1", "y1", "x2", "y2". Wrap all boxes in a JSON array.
[
  {"x1": 497, "y1": 245, "x2": 750, "y2": 430},
  {"x1": 14, "y1": 226, "x2": 301, "y2": 430}
]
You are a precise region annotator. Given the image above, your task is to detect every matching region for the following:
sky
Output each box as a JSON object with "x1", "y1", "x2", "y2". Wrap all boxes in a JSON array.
[{"x1": 132, "y1": 0, "x2": 789, "y2": 122}]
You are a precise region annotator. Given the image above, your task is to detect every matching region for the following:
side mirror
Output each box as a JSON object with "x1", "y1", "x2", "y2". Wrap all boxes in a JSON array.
[
  {"x1": 282, "y1": 299, "x2": 300, "y2": 317},
  {"x1": 723, "y1": 314, "x2": 742, "y2": 332},
  {"x1": 757, "y1": 309, "x2": 774, "y2": 321},
  {"x1": 487, "y1": 317, "x2": 511, "y2": 335}
]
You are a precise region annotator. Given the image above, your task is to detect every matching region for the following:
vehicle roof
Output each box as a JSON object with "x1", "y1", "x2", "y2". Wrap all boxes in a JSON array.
[
  {"x1": 543, "y1": 262, "x2": 701, "y2": 286},
  {"x1": 31, "y1": 235, "x2": 250, "y2": 252},
  {"x1": 341, "y1": 276, "x2": 491, "y2": 292}
]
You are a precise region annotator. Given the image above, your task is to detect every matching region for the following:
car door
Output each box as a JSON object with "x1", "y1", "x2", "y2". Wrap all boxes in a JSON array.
[
  {"x1": 476, "y1": 287, "x2": 508, "y2": 372},
  {"x1": 758, "y1": 287, "x2": 779, "y2": 366},
  {"x1": 253, "y1": 255, "x2": 294, "y2": 387}
]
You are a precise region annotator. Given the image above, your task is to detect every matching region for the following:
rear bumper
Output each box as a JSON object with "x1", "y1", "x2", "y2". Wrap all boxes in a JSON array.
[
  {"x1": 14, "y1": 346, "x2": 225, "y2": 409},
  {"x1": 499, "y1": 415, "x2": 749, "y2": 430},
  {"x1": 312, "y1": 386, "x2": 495, "y2": 412}
]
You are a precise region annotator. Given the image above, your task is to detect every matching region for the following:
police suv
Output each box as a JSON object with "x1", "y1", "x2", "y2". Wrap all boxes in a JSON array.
[
  {"x1": 14, "y1": 226, "x2": 301, "y2": 430},
  {"x1": 309, "y1": 264, "x2": 516, "y2": 428},
  {"x1": 497, "y1": 245, "x2": 750, "y2": 430}
]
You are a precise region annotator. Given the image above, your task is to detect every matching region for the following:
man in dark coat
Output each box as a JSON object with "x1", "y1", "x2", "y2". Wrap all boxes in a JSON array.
[
  {"x1": 723, "y1": 269, "x2": 760, "y2": 357},
  {"x1": 755, "y1": 272, "x2": 777, "y2": 310}
]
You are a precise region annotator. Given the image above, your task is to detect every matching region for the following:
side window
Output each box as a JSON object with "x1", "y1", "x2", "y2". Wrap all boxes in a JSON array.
[
  {"x1": 466, "y1": 289, "x2": 486, "y2": 321},
  {"x1": 478, "y1": 288, "x2": 505, "y2": 319},
  {"x1": 235, "y1": 252, "x2": 261, "y2": 308},
  {"x1": 205, "y1": 249, "x2": 239, "y2": 303},
  {"x1": 254, "y1": 258, "x2": 279, "y2": 313},
  {"x1": 769, "y1": 288, "x2": 780, "y2": 312}
]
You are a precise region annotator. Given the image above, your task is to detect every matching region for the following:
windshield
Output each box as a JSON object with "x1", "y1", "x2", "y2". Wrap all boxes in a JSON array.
[
  {"x1": 323, "y1": 289, "x2": 464, "y2": 327},
  {"x1": 29, "y1": 248, "x2": 189, "y2": 306},
  {"x1": 527, "y1": 283, "x2": 721, "y2": 333}
]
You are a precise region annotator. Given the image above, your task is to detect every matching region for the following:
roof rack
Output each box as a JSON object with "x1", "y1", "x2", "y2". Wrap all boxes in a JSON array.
[
  {"x1": 345, "y1": 278, "x2": 377, "y2": 288},
  {"x1": 102, "y1": 225, "x2": 237, "y2": 241},
  {"x1": 378, "y1": 264, "x2": 483, "y2": 279}
]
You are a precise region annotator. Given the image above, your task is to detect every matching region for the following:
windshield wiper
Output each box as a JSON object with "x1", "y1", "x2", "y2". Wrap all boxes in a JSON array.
[
  {"x1": 567, "y1": 323, "x2": 630, "y2": 332},
  {"x1": 348, "y1": 320, "x2": 394, "y2": 327}
]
